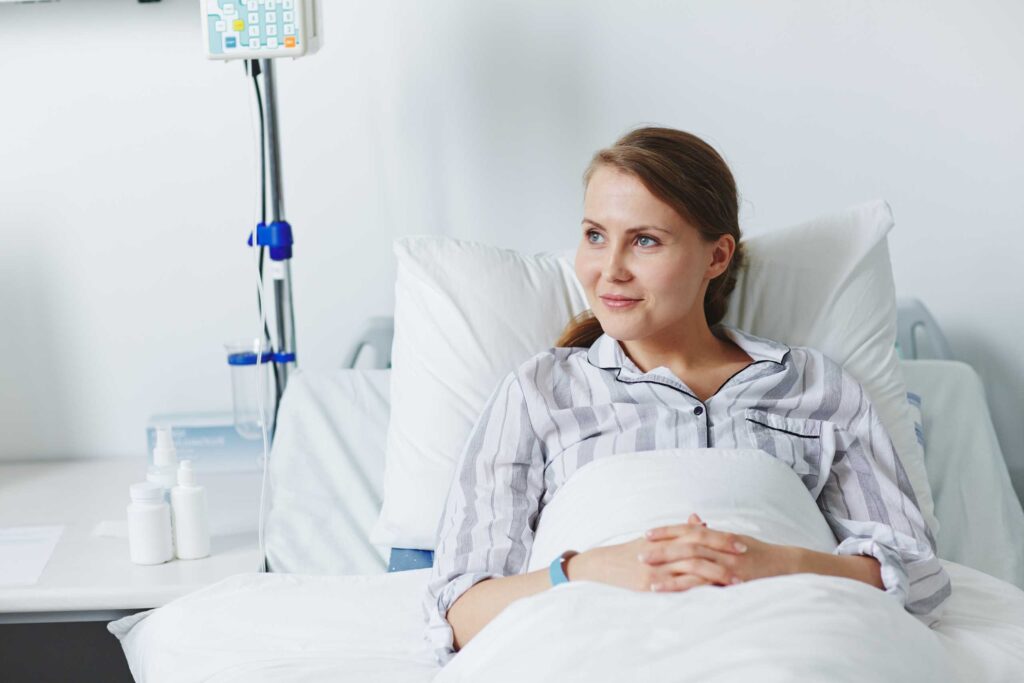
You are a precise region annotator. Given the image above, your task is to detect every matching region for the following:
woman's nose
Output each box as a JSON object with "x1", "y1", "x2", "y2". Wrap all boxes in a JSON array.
[{"x1": 602, "y1": 250, "x2": 632, "y2": 281}]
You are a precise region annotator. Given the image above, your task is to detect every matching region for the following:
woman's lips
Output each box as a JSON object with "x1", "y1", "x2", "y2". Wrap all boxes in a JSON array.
[{"x1": 600, "y1": 296, "x2": 641, "y2": 309}]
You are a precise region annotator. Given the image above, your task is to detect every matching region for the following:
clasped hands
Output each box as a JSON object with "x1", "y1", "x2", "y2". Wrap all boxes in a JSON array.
[{"x1": 639, "y1": 513, "x2": 801, "y2": 592}]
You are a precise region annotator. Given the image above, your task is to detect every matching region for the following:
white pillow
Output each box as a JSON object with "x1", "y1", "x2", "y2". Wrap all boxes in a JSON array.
[
  {"x1": 265, "y1": 368, "x2": 390, "y2": 575},
  {"x1": 722, "y1": 200, "x2": 937, "y2": 534},
  {"x1": 370, "y1": 237, "x2": 589, "y2": 549},
  {"x1": 371, "y1": 200, "x2": 938, "y2": 550}
]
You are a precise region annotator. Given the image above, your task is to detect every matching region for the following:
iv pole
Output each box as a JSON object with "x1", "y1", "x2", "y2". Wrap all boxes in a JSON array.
[{"x1": 252, "y1": 58, "x2": 297, "y2": 397}]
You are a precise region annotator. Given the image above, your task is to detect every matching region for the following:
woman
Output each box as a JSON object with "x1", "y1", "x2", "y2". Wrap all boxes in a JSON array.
[{"x1": 422, "y1": 127, "x2": 950, "y2": 667}]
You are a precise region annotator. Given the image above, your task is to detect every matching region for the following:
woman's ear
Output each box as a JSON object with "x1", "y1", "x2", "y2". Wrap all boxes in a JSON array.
[{"x1": 706, "y1": 234, "x2": 735, "y2": 280}]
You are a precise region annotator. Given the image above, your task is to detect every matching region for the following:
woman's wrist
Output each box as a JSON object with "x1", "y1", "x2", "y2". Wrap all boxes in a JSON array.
[
  {"x1": 565, "y1": 549, "x2": 585, "y2": 581},
  {"x1": 787, "y1": 546, "x2": 809, "y2": 575}
]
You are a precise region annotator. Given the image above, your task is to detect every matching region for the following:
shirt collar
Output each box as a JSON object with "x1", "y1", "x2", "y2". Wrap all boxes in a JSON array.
[{"x1": 586, "y1": 324, "x2": 790, "y2": 377}]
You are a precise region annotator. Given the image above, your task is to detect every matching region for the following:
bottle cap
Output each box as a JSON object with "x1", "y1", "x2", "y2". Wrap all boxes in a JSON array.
[
  {"x1": 177, "y1": 459, "x2": 197, "y2": 487},
  {"x1": 153, "y1": 427, "x2": 178, "y2": 468},
  {"x1": 130, "y1": 481, "x2": 164, "y2": 503}
]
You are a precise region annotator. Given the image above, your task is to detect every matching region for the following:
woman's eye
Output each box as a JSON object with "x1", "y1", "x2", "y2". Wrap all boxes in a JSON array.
[{"x1": 584, "y1": 230, "x2": 658, "y2": 247}]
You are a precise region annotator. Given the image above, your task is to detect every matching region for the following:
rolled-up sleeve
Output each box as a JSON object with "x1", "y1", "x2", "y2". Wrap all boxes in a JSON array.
[
  {"x1": 422, "y1": 370, "x2": 546, "y2": 666},
  {"x1": 818, "y1": 389, "x2": 951, "y2": 626}
]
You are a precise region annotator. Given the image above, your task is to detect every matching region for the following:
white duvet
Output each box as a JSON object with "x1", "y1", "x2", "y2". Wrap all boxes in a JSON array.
[{"x1": 110, "y1": 450, "x2": 1024, "y2": 682}]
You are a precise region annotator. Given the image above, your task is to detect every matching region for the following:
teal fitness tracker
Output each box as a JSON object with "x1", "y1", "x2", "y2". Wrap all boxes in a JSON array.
[{"x1": 549, "y1": 550, "x2": 579, "y2": 586}]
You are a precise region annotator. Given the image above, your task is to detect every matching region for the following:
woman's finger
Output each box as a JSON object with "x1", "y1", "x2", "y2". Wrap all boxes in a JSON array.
[
  {"x1": 640, "y1": 543, "x2": 739, "y2": 570},
  {"x1": 645, "y1": 527, "x2": 748, "y2": 555},
  {"x1": 692, "y1": 527, "x2": 748, "y2": 554},
  {"x1": 645, "y1": 521, "x2": 703, "y2": 540},
  {"x1": 650, "y1": 573, "x2": 709, "y2": 593},
  {"x1": 659, "y1": 557, "x2": 737, "y2": 586}
]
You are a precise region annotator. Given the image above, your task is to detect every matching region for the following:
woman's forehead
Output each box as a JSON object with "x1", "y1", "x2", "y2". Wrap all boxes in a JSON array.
[{"x1": 584, "y1": 168, "x2": 692, "y2": 234}]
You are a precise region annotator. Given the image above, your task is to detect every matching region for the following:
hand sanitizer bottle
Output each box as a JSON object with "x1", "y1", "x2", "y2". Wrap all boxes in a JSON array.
[
  {"x1": 147, "y1": 427, "x2": 179, "y2": 500},
  {"x1": 147, "y1": 427, "x2": 179, "y2": 555},
  {"x1": 171, "y1": 460, "x2": 211, "y2": 560}
]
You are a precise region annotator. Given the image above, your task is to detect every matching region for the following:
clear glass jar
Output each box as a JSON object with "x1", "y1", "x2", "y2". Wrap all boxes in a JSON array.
[{"x1": 224, "y1": 339, "x2": 275, "y2": 440}]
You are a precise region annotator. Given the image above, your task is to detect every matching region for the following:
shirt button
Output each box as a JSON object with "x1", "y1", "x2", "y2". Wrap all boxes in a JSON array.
[{"x1": 693, "y1": 406, "x2": 704, "y2": 416}]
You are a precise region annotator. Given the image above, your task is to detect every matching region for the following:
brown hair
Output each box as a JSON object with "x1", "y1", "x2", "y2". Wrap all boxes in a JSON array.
[{"x1": 555, "y1": 126, "x2": 744, "y2": 348}]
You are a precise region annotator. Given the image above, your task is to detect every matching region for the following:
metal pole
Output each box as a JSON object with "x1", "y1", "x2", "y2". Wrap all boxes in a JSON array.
[
  {"x1": 258, "y1": 58, "x2": 296, "y2": 391},
  {"x1": 261, "y1": 58, "x2": 286, "y2": 223}
]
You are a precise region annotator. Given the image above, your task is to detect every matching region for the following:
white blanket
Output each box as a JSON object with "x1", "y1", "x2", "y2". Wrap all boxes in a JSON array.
[
  {"x1": 437, "y1": 573, "x2": 951, "y2": 682},
  {"x1": 434, "y1": 450, "x2": 975, "y2": 682},
  {"x1": 108, "y1": 570, "x2": 440, "y2": 682},
  {"x1": 109, "y1": 566, "x2": 1024, "y2": 682}
]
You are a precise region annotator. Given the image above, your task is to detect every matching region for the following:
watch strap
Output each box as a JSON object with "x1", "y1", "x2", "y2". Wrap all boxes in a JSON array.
[{"x1": 549, "y1": 549, "x2": 578, "y2": 586}]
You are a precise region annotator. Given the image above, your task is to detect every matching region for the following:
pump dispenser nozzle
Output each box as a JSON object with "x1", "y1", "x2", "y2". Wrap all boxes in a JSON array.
[
  {"x1": 177, "y1": 459, "x2": 197, "y2": 487},
  {"x1": 153, "y1": 427, "x2": 178, "y2": 468}
]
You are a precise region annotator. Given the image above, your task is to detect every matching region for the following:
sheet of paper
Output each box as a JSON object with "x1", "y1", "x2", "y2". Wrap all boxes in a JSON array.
[{"x1": 0, "y1": 525, "x2": 64, "y2": 587}]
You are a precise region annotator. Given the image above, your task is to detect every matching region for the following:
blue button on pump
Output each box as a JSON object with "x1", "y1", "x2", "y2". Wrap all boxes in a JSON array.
[{"x1": 226, "y1": 36, "x2": 237, "y2": 48}]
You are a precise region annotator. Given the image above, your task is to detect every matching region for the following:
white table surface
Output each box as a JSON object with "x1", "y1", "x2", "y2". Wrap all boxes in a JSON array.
[{"x1": 0, "y1": 457, "x2": 264, "y2": 623}]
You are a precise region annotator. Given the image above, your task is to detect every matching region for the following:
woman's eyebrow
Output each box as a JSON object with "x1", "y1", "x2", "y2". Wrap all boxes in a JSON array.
[{"x1": 582, "y1": 219, "x2": 671, "y2": 235}]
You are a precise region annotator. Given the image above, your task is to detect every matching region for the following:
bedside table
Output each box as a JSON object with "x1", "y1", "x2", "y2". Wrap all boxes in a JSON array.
[{"x1": 0, "y1": 457, "x2": 264, "y2": 624}]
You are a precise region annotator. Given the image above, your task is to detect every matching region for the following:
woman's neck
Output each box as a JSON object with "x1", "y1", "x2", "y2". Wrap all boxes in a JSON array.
[{"x1": 620, "y1": 322, "x2": 747, "y2": 375}]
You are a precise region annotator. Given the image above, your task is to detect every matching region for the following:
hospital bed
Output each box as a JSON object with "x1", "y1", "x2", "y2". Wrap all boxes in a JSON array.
[
  {"x1": 108, "y1": 229, "x2": 1024, "y2": 681},
  {"x1": 108, "y1": 351, "x2": 1024, "y2": 681}
]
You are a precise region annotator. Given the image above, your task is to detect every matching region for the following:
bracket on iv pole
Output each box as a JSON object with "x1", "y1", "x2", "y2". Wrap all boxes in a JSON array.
[
  {"x1": 248, "y1": 220, "x2": 296, "y2": 366},
  {"x1": 249, "y1": 221, "x2": 294, "y2": 261}
]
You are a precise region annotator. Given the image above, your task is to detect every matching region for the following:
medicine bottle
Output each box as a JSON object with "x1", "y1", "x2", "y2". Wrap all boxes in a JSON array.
[
  {"x1": 127, "y1": 482, "x2": 174, "y2": 565},
  {"x1": 146, "y1": 426, "x2": 179, "y2": 555},
  {"x1": 171, "y1": 460, "x2": 211, "y2": 560}
]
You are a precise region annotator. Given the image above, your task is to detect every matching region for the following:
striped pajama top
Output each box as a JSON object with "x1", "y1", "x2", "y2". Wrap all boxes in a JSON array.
[{"x1": 423, "y1": 323, "x2": 951, "y2": 666}]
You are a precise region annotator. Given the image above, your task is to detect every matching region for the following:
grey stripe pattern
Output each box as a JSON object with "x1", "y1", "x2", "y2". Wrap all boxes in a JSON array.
[{"x1": 423, "y1": 324, "x2": 950, "y2": 666}]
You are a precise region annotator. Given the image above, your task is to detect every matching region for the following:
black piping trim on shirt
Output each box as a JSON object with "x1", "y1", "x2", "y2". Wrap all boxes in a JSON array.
[
  {"x1": 745, "y1": 417, "x2": 819, "y2": 439},
  {"x1": 707, "y1": 355, "x2": 789, "y2": 399},
  {"x1": 588, "y1": 355, "x2": 788, "y2": 404},
  {"x1": 584, "y1": 332, "x2": 791, "y2": 387}
]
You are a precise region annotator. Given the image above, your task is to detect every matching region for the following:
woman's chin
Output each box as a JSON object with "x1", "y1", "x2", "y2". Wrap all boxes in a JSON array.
[{"x1": 598, "y1": 321, "x2": 643, "y2": 341}]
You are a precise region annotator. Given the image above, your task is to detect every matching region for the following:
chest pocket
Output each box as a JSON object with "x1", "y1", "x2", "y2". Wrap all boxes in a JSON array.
[{"x1": 744, "y1": 408, "x2": 824, "y2": 492}]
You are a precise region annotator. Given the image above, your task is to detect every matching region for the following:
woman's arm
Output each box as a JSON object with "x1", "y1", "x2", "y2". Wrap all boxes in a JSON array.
[
  {"x1": 451, "y1": 528, "x2": 739, "y2": 648},
  {"x1": 815, "y1": 377, "x2": 951, "y2": 624},
  {"x1": 447, "y1": 563, "x2": 568, "y2": 650},
  {"x1": 423, "y1": 371, "x2": 547, "y2": 666},
  {"x1": 794, "y1": 549, "x2": 884, "y2": 590}
]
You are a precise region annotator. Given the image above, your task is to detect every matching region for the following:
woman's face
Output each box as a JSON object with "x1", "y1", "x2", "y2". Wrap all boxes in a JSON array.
[{"x1": 575, "y1": 164, "x2": 730, "y2": 343}]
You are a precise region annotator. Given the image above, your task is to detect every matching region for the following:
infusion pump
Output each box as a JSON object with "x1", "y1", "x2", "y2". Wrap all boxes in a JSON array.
[{"x1": 202, "y1": 0, "x2": 321, "y2": 60}]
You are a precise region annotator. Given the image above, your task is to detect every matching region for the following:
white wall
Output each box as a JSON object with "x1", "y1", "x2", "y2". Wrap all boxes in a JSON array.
[{"x1": 1, "y1": 0, "x2": 1021, "y2": 494}]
